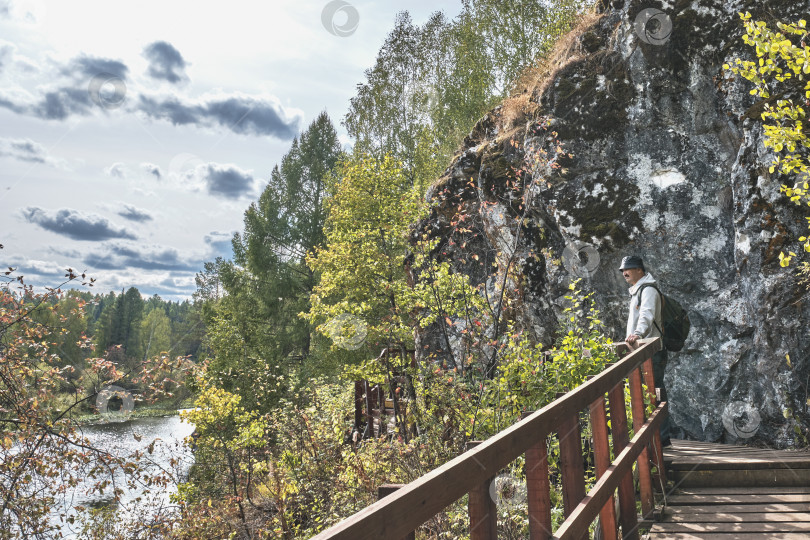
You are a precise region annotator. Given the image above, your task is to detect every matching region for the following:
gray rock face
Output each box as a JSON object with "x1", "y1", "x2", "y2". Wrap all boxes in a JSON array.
[{"x1": 418, "y1": 0, "x2": 810, "y2": 447}]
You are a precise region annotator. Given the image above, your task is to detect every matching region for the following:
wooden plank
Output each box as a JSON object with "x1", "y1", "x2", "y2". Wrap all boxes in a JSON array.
[
  {"x1": 665, "y1": 503, "x2": 810, "y2": 513},
  {"x1": 671, "y1": 452, "x2": 810, "y2": 459},
  {"x1": 310, "y1": 338, "x2": 661, "y2": 540},
  {"x1": 607, "y1": 380, "x2": 639, "y2": 540},
  {"x1": 468, "y1": 478, "x2": 497, "y2": 539},
  {"x1": 668, "y1": 459, "x2": 810, "y2": 469},
  {"x1": 588, "y1": 393, "x2": 617, "y2": 540},
  {"x1": 651, "y1": 521, "x2": 810, "y2": 532},
  {"x1": 355, "y1": 380, "x2": 364, "y2": 429},
  {"x1": 667, "y1": 494, "x2": 810, "y2": 504},
  {"x1": 664, "y1": 453, "x2": 810, "y2": 469},
  {"x1": 377, "y1": 485, "x2": 416, "y2": 540},
  {"x1": 649, "y1": 533, "x2": 810, "y2": 540},
  {"x1": 526, "y1": 437, "x2": 552, "y2": 540},
  {"x1": 558, "y1": 408, "x2": 586, "y2": 525},
  {"x1": 662, "y1": 512, "x2": 810, "y2": 522},
  {"x1": 665, "y1": 446, "x2": 810, "y2": 457},
  {"x1": 671, "y1": 487, "x2": 810, "y2": 495},
  {"x1": 667, "y1": 453, "x2": 810, "y2": 468},
  {"x1": 466, "y1": 441, "x2": 497, "y2": 540},
  {"x1": 629, "y1": 366, "x2": 654, "y2": 516},
  {"x1": 552, "y1": 402, "x2": 667, "y2": 540},
  {"x1": 670, "y1": 469, "x2": 810, "y2": 488},
  {"x1": 665, "y1": 439, "x2": 810, "y2": 453},
  {"x1": 641, "y1": 357, "x2": 666, "y2": 489}
]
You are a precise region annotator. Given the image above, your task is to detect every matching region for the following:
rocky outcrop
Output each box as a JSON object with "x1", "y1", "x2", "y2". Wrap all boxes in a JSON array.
[{"x1": 419, "y1": 0, "x2": 810, "y2": 447}]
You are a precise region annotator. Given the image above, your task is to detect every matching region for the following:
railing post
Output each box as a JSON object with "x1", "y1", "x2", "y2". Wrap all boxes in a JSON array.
[
  {"x1": 466, "y1": 441, "x2": 497, "y2": 540},
  {"x1": 556, "y1": 393, "x2": 586, "y2": 540},
  {"x1": 311, "y1": 340, "x2": 663, "y2": 540},
  {"x1": 377, "y1": 484, "x2": 415, "y2": 540},
  {"x1": 641, "y1": 358, "x2": 666, "y2": 490},
  {"x1": 355, "y1": 380, "x2": 364, "y2": 430},
  {"x1": 521, "y1": 412, "x2": 552, "y2": 540},
  {"x1": 607, "y1": 381, "x2": 640, "y2": 540},
  {"x1": 588, "y1": 390, "x2": 618, "y2": 540},
  {"x1": 629, "y1": 367, "x2": 654, "y2": 516}
]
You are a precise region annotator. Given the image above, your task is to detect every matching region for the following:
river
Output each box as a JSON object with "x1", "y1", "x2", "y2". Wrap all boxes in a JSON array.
[{"x1": 54, "y1": 413, "x2": 195, "y2": 538}]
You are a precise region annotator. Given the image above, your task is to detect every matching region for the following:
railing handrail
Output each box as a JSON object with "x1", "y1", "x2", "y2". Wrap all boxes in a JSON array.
[{"x1": 313, "y1": 338, "x2": 663, "y2": 540}]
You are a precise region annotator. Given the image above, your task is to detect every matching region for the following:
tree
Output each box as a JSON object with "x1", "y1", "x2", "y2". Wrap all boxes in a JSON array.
[
  {"x1": 0, "y1": 266, "x2": 181, "y2": 538},
  {"x1": 344, "y1": 12, "x2": 438, "y2": 182},
  {"x1": 140, "y1": 307, "x2": 172, "y2": 360},
  {"x1": 25, "y1": 290, "x2": 90, "y2": 384},
  {"x1": 197, "y1": 113, "x2": 343, "y2": 412},
  {"x1": 725, "y1": 14, "x2": 810, "y2": 267},
  {"x1": 193, "y1": 257, "x2": 225, "y2": 303},
  {"x1": 95, "y1": 287, "x2": 144, "y2": 360},
  {"x1": 456, "y1": 0, "x2": 587, "y2": 96},
  {"x1": 305, "y1": 154, "x2": 423, "y2": 350},
  {"x1": 228, "y1": 111, "x2": 342, "y2": 359},
  {"x1": 167, "y1": 299, "x2": 204, "y2": 360},
  {"x1": 344, "y1": 2, "x2": 589, "y2": 191}
]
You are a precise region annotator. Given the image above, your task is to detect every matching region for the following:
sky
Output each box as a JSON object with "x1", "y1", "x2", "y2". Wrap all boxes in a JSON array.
[{"x1": 0, "y1": 0, "x2": 462, "y2": 301}]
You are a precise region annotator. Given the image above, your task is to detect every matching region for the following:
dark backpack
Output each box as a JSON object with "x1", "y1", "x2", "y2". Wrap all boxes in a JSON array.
[{"x1": 636, "y1": 284, "x2": 690, "y2": 352}]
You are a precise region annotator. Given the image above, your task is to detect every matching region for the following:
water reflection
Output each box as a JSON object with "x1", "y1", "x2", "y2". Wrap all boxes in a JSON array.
[{"x1": 55, "y1": 413, "x2": 195, "y2": 538}]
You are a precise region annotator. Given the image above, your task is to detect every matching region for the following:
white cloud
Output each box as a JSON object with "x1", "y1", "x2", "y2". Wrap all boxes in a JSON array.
[
  {"x1": 0, "y1": 136, "x2": 66, "y2": 167},
  {"x1": 105, "y1": 162, "x2": 127, "y2": 178},
  {"x1": 141, "y1": 162, "x2": 161, "y2": 179}
]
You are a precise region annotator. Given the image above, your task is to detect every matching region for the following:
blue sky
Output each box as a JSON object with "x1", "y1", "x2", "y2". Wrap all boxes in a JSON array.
[{"x1": 0, "y1": 0, "x2": 461, "y2": 300}]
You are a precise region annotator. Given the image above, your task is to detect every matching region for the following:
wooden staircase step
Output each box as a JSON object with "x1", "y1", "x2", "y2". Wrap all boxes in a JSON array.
[
  {"x1": 667, "y1": 493, "x2": 810, "y2": 505},
  {"x1": 661, "y1": 512, "x2": 810, "y2": 522},
  {"x1": 669, "y1": 468, "x2": 810, "y2": 488},
  {"x1": 649, "y1": 441, "x2": 810, "y2": 539},
  {"x1": 664, "y1": 439, "x2": 810, "y2": 488},
  {"x1": 669, "y1": 487, "x2": 810, "y2": 495},
  {"x1": 646, "y1": 534, "x2": 810, "y2": 539},
  {"x1": 650, "y1": 521, "x2": 810, "y2": 533},
  {"x1": 665, "y1": 503, "x2": 810, "y2": 514}
]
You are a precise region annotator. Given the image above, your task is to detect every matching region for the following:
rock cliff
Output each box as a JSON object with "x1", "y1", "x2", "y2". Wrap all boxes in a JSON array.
[{"x1": 419, "y1": 0, "x2": 810, "y2": 447}]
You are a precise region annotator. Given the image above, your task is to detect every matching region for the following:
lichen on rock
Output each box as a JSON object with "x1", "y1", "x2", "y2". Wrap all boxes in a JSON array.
[{"x1": 416, "y1": 0, "x2": 810, "y2": 447}]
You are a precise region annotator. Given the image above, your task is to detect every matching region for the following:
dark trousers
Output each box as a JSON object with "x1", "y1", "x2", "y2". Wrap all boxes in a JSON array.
[{"x1": 651, "y1": 348, "x2": 671, "y2": 442}]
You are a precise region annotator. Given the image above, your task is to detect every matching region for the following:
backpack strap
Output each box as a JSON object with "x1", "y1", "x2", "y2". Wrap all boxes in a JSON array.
[{"x1": 635, "y1": 283, "x2": 665, "y2": 336}]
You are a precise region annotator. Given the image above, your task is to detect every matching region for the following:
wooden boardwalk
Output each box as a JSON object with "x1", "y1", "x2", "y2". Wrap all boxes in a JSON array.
[
  {"x1": 649, "y1": 439, "x2": 810, "y2": 539},
  {"x1": 316, "y1": 340, "x2": 810, "y2": 540}
]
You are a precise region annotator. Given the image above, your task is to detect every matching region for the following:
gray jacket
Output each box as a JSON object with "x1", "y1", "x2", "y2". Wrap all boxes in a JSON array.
[{"x1": 626, "y1": 272, "x2": 663, "y2": 340}]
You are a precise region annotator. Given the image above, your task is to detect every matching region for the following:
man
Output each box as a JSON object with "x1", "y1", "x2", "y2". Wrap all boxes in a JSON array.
[{"x1": 620, "y1": 255, "x2": 671, "y2": 446}]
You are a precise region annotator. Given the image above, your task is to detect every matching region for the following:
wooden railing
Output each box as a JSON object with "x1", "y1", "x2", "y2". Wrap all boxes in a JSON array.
[{"x1": 313, "y1": 338, "x2": 666, "y2": 540}]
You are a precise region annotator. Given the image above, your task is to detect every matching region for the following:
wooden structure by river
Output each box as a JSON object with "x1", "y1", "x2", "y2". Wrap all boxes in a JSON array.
[
  {"x1": 317, "y1": 338, "x2": 810, "y2": 539},
  {"x1": 316, "y1": 338, "x2": 668, "y2": 539},
  {"x1": 354, "y1": 348, "x2": 415, "y2": 439}
]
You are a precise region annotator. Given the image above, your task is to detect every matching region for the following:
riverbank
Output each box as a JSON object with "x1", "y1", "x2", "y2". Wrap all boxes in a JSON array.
[
  {"x1": 76, "y1": 398, "x2": 196, "y2": 425},
  {"x1": 50, "y1": 414, "x2": 197, "y2": 538}
]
